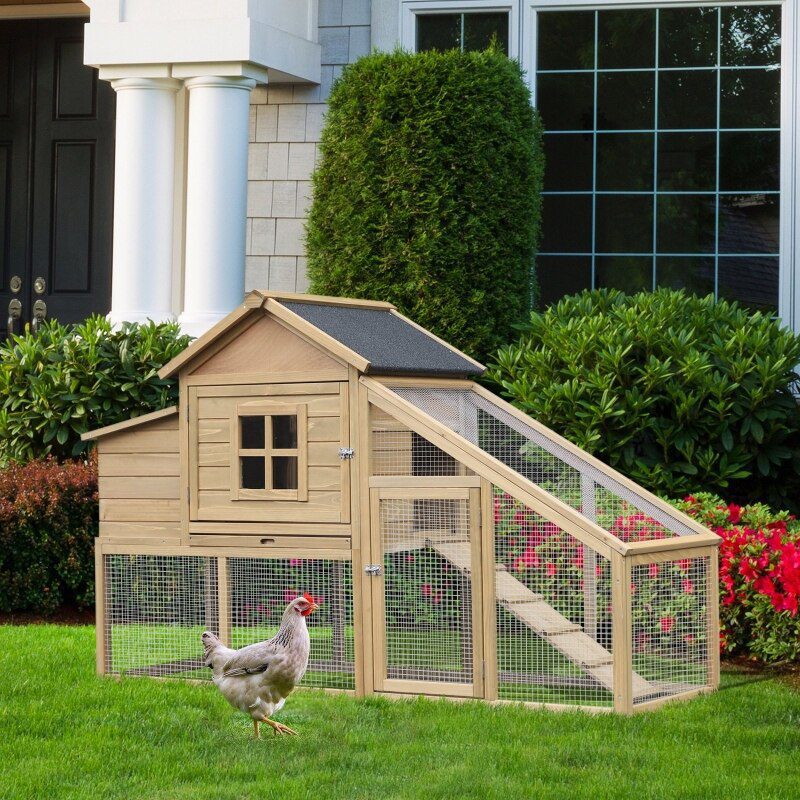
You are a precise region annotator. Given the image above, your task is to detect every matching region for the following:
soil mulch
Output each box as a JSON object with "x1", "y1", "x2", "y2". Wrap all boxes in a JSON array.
[{"x1": 0, "y1": 605, "x2": 94, "y2": 626}]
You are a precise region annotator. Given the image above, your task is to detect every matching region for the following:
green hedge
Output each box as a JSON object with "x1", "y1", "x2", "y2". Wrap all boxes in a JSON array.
[
  {"x1": 306, "y1": 48, "x2": 544, "y2": 362},
  {"x1": 0, "y1": 316, "x2": 191, "y2": 464},
  {"x1": 0, "y1": 457, "x2": 97, "y2": 615},
  {"x1": 487, "y1": 289, "x2": 800, "y2": 510}
]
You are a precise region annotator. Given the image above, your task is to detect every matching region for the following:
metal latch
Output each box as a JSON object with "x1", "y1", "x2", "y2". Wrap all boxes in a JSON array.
[
  {"x1": 338, "y1": 447, "x2": 355, "y2": 460},
  {"x1": 364, "y1": 564, "x2": 382, "y2": 576}
]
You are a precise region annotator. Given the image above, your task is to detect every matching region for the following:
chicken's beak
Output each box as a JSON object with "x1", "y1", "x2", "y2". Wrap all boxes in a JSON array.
[{"x1": 310, "y1": 601, "x2": 320, "y2": 613}]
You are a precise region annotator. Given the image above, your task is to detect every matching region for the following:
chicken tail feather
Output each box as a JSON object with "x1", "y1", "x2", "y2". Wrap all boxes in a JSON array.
[{"x1": 201, "y1": 630, "x2": 223, "y2": 666}]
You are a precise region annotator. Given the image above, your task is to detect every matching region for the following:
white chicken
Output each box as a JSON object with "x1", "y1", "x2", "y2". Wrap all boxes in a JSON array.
[{"x1": 202, "y1": 593, "x2": 319, "y2": 737}]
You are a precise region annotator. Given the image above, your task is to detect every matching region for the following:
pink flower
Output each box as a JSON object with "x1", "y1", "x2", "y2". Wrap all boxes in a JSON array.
[
  {"x1": 727, "y1": 503, "x2": 742, "y2": 524},
  {"x1": 421, "y1": 584, "x2": 432, "y2": 597},
  {"x1": 546, "y1": 563, "x2": 557, "y2": 577},
  {"x1": 649, "y1": 563, "x2": 659, "y2": 579},
  {"x1": 682, "y1": 579, "x2": 694, "y2": 594},
  {"x1": 660, "y1": 616, "x2": 675, "y2": 633},
  {"x1": 406, "y1": 554, "x2": 415, "y2": 563}
]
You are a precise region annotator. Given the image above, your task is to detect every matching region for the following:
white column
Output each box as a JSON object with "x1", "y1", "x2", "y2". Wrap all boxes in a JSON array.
[
  {"x1": 179, "y1": 76, "x2": 256, "y2": 337},
  {"x1": 107, "y1": 77, "x2": 181, "y2": 325}
]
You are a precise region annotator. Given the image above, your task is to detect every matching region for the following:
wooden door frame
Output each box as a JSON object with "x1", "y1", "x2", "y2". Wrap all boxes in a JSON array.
[{"x1": 368, "y1": 485, "x2": 484, "y2": 699}]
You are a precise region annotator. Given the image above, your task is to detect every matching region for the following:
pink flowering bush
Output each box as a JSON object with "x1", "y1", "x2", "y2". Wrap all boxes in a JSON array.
[{"x1": 675, "y1": 493, "x2": 800, "y2": 662}]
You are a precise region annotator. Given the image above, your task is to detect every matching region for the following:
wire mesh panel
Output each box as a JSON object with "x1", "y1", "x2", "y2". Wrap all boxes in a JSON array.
[
  {"x1": 227, "y1": 557, "x2": 355, "y2": 690},
  {"x1": 391, "y1": 387, "x2": 696, "y2": 540},
  {"x1": 378, "y1": 496, "x2": 475, "y2": 686},
  {"x1": 493, "y1": 489, "x2": 615, "y2": 707},
  {"x1": 104, "y1": 554, "x2": 218, "y2": 679},
  {"x1": 630, "y1": 555, "x2": 711, "y2": 705},
  {"x1": 370, "y1": 403, "x2": 473, "y2": 477}
]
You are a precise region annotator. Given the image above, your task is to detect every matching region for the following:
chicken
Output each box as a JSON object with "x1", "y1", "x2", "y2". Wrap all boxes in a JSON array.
[{"x1": 202, "y1": 593, "x2": 319, "y2": 738}]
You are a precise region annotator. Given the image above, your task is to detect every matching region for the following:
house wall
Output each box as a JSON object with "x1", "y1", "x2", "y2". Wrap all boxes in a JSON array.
[{"x1": 245, "y1": 0, "x2": 372, "y2": 294}]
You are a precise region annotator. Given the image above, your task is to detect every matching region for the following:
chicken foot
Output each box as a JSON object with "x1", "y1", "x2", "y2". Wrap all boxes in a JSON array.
[{"x1": 263, "y1": 717, "x2": 298, "y2": 736}]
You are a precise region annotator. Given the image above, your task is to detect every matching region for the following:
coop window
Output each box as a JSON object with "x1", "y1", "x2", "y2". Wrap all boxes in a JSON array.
[{"x1": 233, "y1": 404, "x2": 307, "y2": 500}]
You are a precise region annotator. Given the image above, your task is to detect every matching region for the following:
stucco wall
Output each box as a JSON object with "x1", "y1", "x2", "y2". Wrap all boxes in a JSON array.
[{"x1": 245, "y1": 0, "x2": 372, "y2": 293}]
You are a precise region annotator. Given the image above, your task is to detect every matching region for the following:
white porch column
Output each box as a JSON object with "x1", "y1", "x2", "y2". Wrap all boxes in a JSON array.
[
  {"x1": 179, "y1": 76, "x2": 256, "y2": 337},
  {"x1": 107, "y1": 77, "x2": 181, "y2": 325}
]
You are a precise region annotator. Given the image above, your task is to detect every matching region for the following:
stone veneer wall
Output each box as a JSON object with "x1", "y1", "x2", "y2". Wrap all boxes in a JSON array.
[{"x1": 246, "y1": 0, "x2": 371, "y2": 293}]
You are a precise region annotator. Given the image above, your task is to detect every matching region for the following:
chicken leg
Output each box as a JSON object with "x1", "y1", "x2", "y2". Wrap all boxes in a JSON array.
[{"x1": 263, "y1": 717, "x2": 298, "y2": 736}]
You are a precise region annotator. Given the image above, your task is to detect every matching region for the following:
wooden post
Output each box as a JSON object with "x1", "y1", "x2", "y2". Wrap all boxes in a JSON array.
[
  {"x1": 217, "y1": 556, "x2": 230, "y2": 646},
  {"x1": 481, "y1": 479, "x2": 498, "y2": 700},
  {"x1": 611, "y1": 552, "x2": 633, "y2": 713},
  {"x1": 95, "y1": 544, "x2": 108, "y2": 675},
  {"x1": 581, "y1": 474, "x2": 598, "y2": 641}
]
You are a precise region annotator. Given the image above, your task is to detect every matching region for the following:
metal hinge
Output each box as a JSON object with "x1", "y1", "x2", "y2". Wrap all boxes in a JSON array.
[
  {"x1": 364, "y1": 564, "x2": 382, "y2": 576},
  {"x1": 338, "y1": 447, "x2": 355, "y2": 460}
]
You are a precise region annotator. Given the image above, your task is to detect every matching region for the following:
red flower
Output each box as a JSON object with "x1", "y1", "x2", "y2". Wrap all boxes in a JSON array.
[
  {"x1": 546, "y1": 563, "x2": 557, "y2": 577},
  {"x1": 660, "y1": 616, "x2": 675, "y2": 633},
  {"x1": 649, "y1": 563, "x2": 659, "y2": 579},
  {"x1": 727, "y1": 503, "x2": 742, "y2": 524},
  {"x1": 677, "y1": 559, "x2": 691, "y2": 572},
  {"x1": 682, "y1": 579, "x2": 694, "y2": 594},
  {"x1": 421, "y1": 584, "x2": 432, "y2": 597}
]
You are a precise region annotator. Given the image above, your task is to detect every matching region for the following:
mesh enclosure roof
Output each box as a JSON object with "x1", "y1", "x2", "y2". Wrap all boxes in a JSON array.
[
  {"x1": 281, "y1": 301, "x2": 483, "y2": 377},
  {"x1": 387, "y1": 385, "x2": 700, "y2": 542}
]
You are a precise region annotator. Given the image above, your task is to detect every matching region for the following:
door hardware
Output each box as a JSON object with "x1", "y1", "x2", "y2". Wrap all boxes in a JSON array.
[
  {"x1": 9, "y1": 276, "x2": 21, "y2": 294},
  {"x1": 364, "y1": 564, "x2": 382, "y2": 576},
  {"x1": 33, "y1": 276, "x2": 46, "y2": 295},
  {"x1": 338, "y1": 447, "x2": 355, "y2": 460},
  {"x1": 32, "y1": 299, "x2": 47, "y2": 333},
  {"x1": 7, "y1": 299, "x2": 21, "y2": 337}
]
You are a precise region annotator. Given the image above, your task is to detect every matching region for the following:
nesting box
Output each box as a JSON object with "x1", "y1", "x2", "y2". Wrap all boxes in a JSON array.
[{"x1": 86, "y1": 292, "x2": 721, "y2": 713}]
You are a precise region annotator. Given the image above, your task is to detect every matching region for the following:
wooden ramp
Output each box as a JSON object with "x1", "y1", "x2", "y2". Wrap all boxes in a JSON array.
[{"x1": 428, "y1": 540, "x2": 655, "y2": 700}]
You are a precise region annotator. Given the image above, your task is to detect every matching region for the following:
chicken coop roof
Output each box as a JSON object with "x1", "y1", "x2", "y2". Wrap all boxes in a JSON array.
[{"x1": 158, "y1": 292, "x2": 485, "y2": 379}]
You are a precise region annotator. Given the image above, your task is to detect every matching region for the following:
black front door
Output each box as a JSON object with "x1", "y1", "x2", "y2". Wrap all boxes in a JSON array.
[{"x1": 0, "y1": 18, "x2": 114, "y2": 337}]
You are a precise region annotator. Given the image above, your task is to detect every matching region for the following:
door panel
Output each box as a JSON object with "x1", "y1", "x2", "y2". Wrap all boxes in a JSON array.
[
  {"x1": 369, "y1": 487, "x2": 483, "y2": 697},
  {"x1": 0, "y1": 18, "x2": 115, "y2": 336}
]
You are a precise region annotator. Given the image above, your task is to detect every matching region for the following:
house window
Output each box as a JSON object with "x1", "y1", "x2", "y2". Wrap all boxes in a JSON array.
[
  {"x1": 416, "y1": 11, "x2": 510, "y2": 53},
  {"x1": 235, "y1": 405, "x2": 308, "y2": 500},
  {"x1": 535, "y1": 5, "x2": 781, "y2": 311}
]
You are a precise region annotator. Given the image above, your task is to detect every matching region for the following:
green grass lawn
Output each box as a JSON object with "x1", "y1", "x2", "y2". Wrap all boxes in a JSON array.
[{"x1": 1, "y1": 625, "x2": 799, "y2": 800}]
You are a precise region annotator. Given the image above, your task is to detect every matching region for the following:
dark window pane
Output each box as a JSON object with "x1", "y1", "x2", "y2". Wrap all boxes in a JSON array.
[
  {"x1": 537, "y1": 10, "x2": 595, "y2": 70},
  {"x1": 719, "y1": 131, "x2": 779, "y2": 191},
  {"x1": 272, "y1": 414, "x2": 298, "y2": 449},
  {"x1": 543, "y1": 134, "x2": 593, "y2": 191},
  {"x1": 537, "y1": 256, "x2": 593, "y2": 306},
  {"x1": 596, "y1": 133, "x2": 653, "y2": 191},
  {"x1": 241, "y1": 416, "x2": 265, "y2": 449},
  {"x1": 718, "y1": 194, "x2": 779, "y2": 255},
  {"x1": 416, "y1": 14, "x2": 461, "y2": 52},
  {"x1": 241, "y1": 456, "x2": 265, "y2": 490},
  {"x1": 598, "y1": 10, "x2": 655, "y2": 69},
  {"x1": 596, "y1": 256, "x2": 653, "y2": 291},
  {"x1": 463, "y1": 12, "x2": 509, "y2": 53},
  {"x1": 657, "y1": 132, "x2": 716, "y2": 191},
  {"x1": 659, "y1": 7, "x2": 718, "y2": 68},
  {"x1": 537, "y1": 73, "x2": 594, "y2": 130},
  {"x1": 597, "y1": 72, "x2": 654, "y2": 130},
  {"x1": 541, "y1": 195, "x2": 592, "y2": 253},
  {"x1": 656, "y1": 257, "x2": 715, "y2": 296},
  {"x1": 656, "y1": 195, "x2": 716, "y2": 253},
  {"x1": 721, "y1": 6, "x2": 781, "y2": 67},
  {"x1": 718, "y1": 256, "x2": 779, "y2": 311},
  {"x1": 720, "y1": 68, "x2": 780, "y2": 128},
  {"x1": 596, "y1": 195, "x2": 653, "y2": 253},
  {"x1": 273, "y1": 456, "x2": 298, "y2": 490},
  {"x1": 658, "y1": 70, "x2": 717, "y2": 129}
]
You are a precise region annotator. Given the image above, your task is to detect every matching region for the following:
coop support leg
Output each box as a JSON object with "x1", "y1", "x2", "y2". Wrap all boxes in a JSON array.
[
  {"x1": 218, "y1": 556, "x2": 230, "y2": 647},
  {"x1": 95, "y1": 544, "x2": 108, "y2": 676},
  {"x1": 611, "y1": 552, "x2": 633, "y2": 714}
]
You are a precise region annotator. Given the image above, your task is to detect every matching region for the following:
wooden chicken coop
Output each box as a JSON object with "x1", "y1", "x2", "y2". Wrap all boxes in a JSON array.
[{"x1": 86, "y1": 292, "x2": 720, "y2": 713}]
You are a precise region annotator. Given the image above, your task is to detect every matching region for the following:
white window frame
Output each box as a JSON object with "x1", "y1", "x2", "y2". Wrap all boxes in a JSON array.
[
  {"x1": 401, "y1": 0, "x2": 521, "y2": 59},
  {"x1": 402, "y1": 0, "x2": 797, "y2": 329}
]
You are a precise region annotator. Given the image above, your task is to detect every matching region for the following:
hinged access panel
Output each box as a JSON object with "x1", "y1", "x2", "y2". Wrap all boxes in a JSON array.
[{"x1": 368, "y1": 487, "x2": 483, "y2": 698}]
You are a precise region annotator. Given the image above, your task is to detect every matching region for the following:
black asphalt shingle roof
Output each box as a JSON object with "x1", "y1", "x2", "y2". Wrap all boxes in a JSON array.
[{"x1": 281, "y1": 301, "x2": 483, "y2": 377}]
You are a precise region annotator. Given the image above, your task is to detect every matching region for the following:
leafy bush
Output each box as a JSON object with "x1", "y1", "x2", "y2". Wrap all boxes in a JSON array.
[
  {"x1": 676, "y1": 493, "x2": 800, "y2": 663},
  {"x1": 306, "y1": 48, "x2": 544, "y2": 362},
  {"x1": 0, "y1": 457, "x2": 98, "y2": 615},
  {"x1": 0, "y1": 316, "x2": 191, "y2": 464},
  {"x1": 488, "y1": 289, "x2": 800, "y2": 509}
]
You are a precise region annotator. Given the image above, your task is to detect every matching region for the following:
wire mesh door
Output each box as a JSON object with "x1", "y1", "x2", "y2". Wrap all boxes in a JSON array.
[{"x1": 369, "y1": 487, "x2": 483, "y2": 697}]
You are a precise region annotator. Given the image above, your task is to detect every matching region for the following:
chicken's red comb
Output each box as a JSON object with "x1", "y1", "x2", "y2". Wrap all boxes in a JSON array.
[{"x1": 303, "y1": 592, "x2": 315, "y2": 604}]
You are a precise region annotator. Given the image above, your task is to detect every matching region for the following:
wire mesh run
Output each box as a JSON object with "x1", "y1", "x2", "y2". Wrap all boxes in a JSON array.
[
  {"x1": 370, "y1": 403, "x2": 474, "y2": 477},
  {"x1": 391, "y1": 387, "x2": 696, "y2": 540},
  {"x1": 630, "y1": 555, "x2": 711, "y2": 704},
  {"x1": 104, "y1": 554, "x2": 218, "y2": 679},
  {"x1": 379, "y1": 497, "x2": 474, "y2": 684},
  {"x1": 493, "y1": 489, "x2": 614, "y2": 707},
  {"x1": 227, "y1": 557, "x2": 355, "y2": 690}
]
